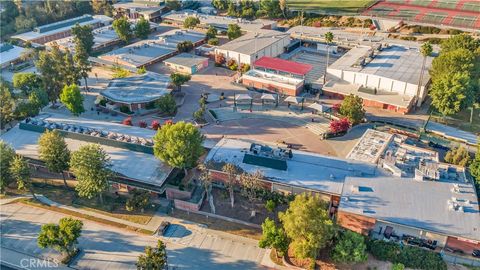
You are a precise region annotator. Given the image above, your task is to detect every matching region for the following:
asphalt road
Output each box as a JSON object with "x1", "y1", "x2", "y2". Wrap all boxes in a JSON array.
[{"x1": 0, "y1": 203, "x2": 266, "y2": 270}]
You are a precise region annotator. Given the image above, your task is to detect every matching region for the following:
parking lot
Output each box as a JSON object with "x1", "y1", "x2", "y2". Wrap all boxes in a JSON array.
[{"x1": 0, "y1": 203, "x2": 266, "y2": 270}]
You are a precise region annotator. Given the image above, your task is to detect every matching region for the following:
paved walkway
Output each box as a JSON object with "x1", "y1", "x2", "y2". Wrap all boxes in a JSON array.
[{"x1": 211, "y1": 105, "x2": 331, "y2": 136}]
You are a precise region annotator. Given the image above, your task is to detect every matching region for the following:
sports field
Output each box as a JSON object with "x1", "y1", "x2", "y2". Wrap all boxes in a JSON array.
[{"x1": 287, "y1": 0, "x2": 378, "y2": 14}]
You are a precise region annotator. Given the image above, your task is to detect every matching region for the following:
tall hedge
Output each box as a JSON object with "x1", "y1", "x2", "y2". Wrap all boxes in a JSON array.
[{"x1": 367, "y1": 240, "x2": 446, "y2": 270}]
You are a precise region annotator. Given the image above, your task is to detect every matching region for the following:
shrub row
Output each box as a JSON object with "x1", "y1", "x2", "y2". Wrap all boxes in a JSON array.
[{"x1": 367, "y1": 239, "x2": 446, "y2": 270}]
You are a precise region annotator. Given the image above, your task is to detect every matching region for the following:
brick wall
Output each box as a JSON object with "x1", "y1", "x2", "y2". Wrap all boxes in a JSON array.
[
  {"x1": 174, "y1": 199, "x2": 202, "y2": 211},
  {"x1": 337, "y1": 210, "x2": 376, "y2": 235},
  {"x1": 323, "y1": 90, "x2": 411, "y2": 114},
  {"x1": 166, "y1": 187, "x2": 192, "y2": 200},
  {"x1": 242, "y1": 77, "x2": 300, "y2": 96}
]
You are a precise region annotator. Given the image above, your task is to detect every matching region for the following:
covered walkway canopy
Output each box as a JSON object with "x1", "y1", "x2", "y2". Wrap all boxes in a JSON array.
[
  {"x1": 284, "y1": 96, "x2": 305, "y2": 110},
  {"x1": 308, "y1": 103, "x2": 330, "y2": 113}
]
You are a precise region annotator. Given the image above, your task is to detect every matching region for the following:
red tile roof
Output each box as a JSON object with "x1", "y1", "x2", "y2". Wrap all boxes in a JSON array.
[{"x1": 253, "y1": 56, "x2": 313, "y2": 76}]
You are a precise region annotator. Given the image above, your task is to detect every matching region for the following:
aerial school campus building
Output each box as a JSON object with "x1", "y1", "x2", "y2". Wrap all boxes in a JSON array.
[{"x1": 204, "y1": 130, "x2": 480, "y2": 255}]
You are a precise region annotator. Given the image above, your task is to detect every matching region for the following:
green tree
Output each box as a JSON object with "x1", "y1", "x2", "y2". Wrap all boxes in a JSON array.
[
  {"x1": 74, "y1": 41, "x2": 92, "y2": 92},
  {"x1": 10, "y1": 155, "x2": 37, "y2": 200},
  {"x1": 391, "y1": 263, "x2": 405, "y2": 270},
  {"x1": 38, "y1": 217, "x2": 83, "y2": 257},
  {"x1": 63, "y1": 49, "x2": 81, "y2": 86},
  {"x1": 222, "y1": 163, "x2": 239, "y2": 208},
  {"x1": 166, "y1": 0, "x2": 181, "y2": 11},
  {"x1": 0, "y1": 141, "x2": 16, "y2": 193},
  {"x1": 323, "y1": 31, "x2": 334, "y2": 85},
  {"x1": 156, "y1": 94, "x2": 177, "y2": 115},
  {"x1": 206, "y1": 26, "x2": 217, "y2": 40},
  {"x1": 60, "y1": 84, "x2": 85, "y2": 116},
  {"x1": 0, "y1": 83, "x2": 15, "y2": 129},
  {"x1": 176, "y1": 41, "x2": 194, "y2": 52},
  {"x1": 153, "y1": 122, "x2": 204, "y2": 175},
  {"x1": 440, "y1": 34, "x2": 480, "y2": 54},
  {"x1": 279, "y1": 193, "x2": 335, "y2": 260},
  {"x1": 183, "y1": 16, "x2": 200, "y2": 29},
  {"x1": 415, "y1": 42, "x2": 433, "y2": 106},
  {"x1": 339, "y1": 94, "x2": 365, "y2": 125},
  {"x1": 198, "y1": 164, "x2": 212, "y2": 200},
  {"x1": 208, "y1": 38, "x2": 219, "y2": 46},
  {"x1": 29, "y1": 88, "x2": 49, "y2": 110},
  {"x1": 126, "y1": 189, "x2": 150, "y2": 212},
  {"x1": 259, "y1": 218, "x2": 289, "y2": 256},
  {"x1": 15, "y1": 101, "x2": 40, "y2": 120},
  {"x1": 430, "y1": 48, "x2": 475, "y2": 81},
  {"x1": 112, "y1": 17, "x2": 133, "y2": 43},
  {"x1": 70, "y1": 144, "x2": 111, "y2": 203},
  {"x1": 239, "y1": 170, "x2": 263, "y2": 201},
  {"x1": 12, "y1": 72, "x2": 42, "y2": 95},
  {"x1": 259, "y1": 0, "x2": 282, "y2": 18},
  {"x1": 38, "y1": 130, "x2": 71, "y2": 188},
  {"x1": 36, "y1": 46, "x2": 63, "y2": 104},
  {"x1": 170, "y1": 73, "x2": 191, "y2": 91},
  {"x1": 430, "y1": 72, "x2": 475, "y2": 116},
  {"x1": 265, "y1": 199, "x2": 276, "y2": 212},
  {"x1": 227, "y1": 1, "x2": 237, "y2": 17},
  {"x1": 332, "y1": 230, "x2": 367, "y2": 263},
  {"x1": 136, "y1": 240, "x2": 168, "y2": 270},
  {"x1": 71, "y1": 23, "x2": 94, "y2": 55},
  {"x1": 469, "y1": 142, "x2": 480, "y2": 183},
  {"x1": 212, "y1": 0, "x2": 228, "y2": 10},
  {"x1": 92, "y1": 0, "x2": 114, "y2": 16},
  {"x1": 135, "y1": 16, "x2": 150, "y2": 39},
  {"x1": 279, "y1": 0, "x2": 288, "y2": 19},
  {"x1": 15, "y1": 15, "x2": 37, "y2": 32},
  {"x1": 227, "y1": 24, "x2": 241, "y2": 40},
  {"x1": 444, "y1": 146, "x2": 471, "y2": 167}
]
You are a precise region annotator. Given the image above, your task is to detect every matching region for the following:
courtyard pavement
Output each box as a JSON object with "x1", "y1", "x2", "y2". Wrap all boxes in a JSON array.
[{"x1": 0, "y1": 203, "x2": 267, "y2": 270}]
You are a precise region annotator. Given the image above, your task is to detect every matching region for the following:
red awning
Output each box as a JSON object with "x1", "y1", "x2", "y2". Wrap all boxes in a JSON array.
[{"x1": 253, "y1": 57, "x2": 313, "y2": 76}]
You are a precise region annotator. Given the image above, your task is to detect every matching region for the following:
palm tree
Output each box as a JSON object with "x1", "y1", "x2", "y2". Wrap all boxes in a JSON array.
[
  {"x1": 323, "y1": 32, "x2": 334, "y2": 85},
  {"x1": 416, "y1": 42, "x2": 432, "y2": 107}
]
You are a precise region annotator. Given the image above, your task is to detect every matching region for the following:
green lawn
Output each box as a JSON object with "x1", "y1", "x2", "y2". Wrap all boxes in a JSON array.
[
  {"x1": 287, "y1": 0, "x2": 377, "y2": 14},
  {"x1": 430, "y1": 107, "x2": 480, "y2": 134}
]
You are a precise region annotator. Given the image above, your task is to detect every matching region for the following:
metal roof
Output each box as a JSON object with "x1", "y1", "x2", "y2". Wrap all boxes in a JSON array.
[
  {"x1": 254, "y1": 56, "x2": 313, "y2": 76},
  {"x1": 205, "y1": 138, "x2": 382, "y2": 195},
  {"x1": 340, "y1": 177, "x2": 480, "y2": 241},
  {"x1": 164, "y1": 53, "x2": 208, "y2": 67},
  {"x1": 101, "y1": 72, "x2": 171, "y2": 104},
  {"x1": 216, "y1": 30, "x2": 289, "y2": 56}
]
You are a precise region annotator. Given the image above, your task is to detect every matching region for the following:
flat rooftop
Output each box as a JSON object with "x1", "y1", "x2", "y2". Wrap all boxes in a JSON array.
[
  {"x1": 323, "y1": 78, "x2": 414, "y2": 109},
  {"x1": 329, "y1": 45, "x2": 433, "y2": 86},
  {"x1": 216, "y1": 30, "x2": 289, "y2": 56},
  {"x1": 346, "y1": 129, "x2": 394, "y2": 164},
  {"x1": 287, "y1": 26, "x2": 436, "y2": 49},
  {"x1": 340, "y1": 177, "x2": 480, "y2": 241},
  {"x1": 164, "y1": 52, "x2": 208, "y2": 67},
  {"x1": 163, "y1": 10, "x2": 275, "y2": 32},
  {"x1": 101, "y1": 72, "x2": 171, "y2": 104},
  {"x1": 113, "y1": 2, "x2": 165, "y2": 15},
  {"x1": 47, "y1": 25, "x2": 119, "y2": 52},
  {"x1": 37, "y1": 113, "x2": 157, "y2": 139},
  {"x1": 205, "y1": 138, "x2": 383, "y2": 195},
  {"x1": 99, "y1": 29, "x2": 204, "y2": 67},
  {"x1": 12, "y1": 15, "x2": 113, "y2": 42},
  {"x1": 0, "y1": 43, "x2": 24, "y2": 67},
  {"x1": 1, "y1": 125, "x2": 171, "y2": 187}
]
